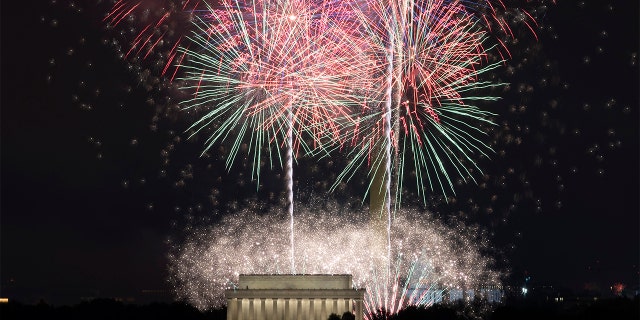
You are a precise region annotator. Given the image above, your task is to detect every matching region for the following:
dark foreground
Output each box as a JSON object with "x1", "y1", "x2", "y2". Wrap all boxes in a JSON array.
[{"x1": 1, "y1": 297, "x2": 637, "y2": 320}]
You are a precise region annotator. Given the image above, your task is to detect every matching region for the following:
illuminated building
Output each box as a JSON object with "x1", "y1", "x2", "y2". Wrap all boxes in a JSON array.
[{"x1": 225, "y1": 274, "x2": 365, "y2": 320}]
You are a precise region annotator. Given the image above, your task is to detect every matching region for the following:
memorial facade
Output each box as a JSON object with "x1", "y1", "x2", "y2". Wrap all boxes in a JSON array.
[{"x1": 226, "y1": 274, "x2": 365, "y2": 320}]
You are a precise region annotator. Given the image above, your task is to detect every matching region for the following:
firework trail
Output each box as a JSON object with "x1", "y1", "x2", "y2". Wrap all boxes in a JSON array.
[
  {"x1": 178, "y1": 0, "x2": 381, "y2": 273},
  {"x1": 286, "y1": 109, "x2": 294, "y2": 273},
  {"x1": 168, "y1": 203, "x2": 502, "y2": 319}
]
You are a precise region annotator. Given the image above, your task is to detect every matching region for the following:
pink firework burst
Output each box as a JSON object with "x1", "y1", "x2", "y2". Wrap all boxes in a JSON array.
[
  {"x1": 334, "y1": 0, "x2": 507, "y2": 203},
  {"x1": 181, "y1": 0, "x2": 382, "y2": 167}
]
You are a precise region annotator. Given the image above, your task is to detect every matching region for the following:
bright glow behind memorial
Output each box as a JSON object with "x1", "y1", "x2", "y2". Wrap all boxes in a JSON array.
[{"x1": 168, "y1": 204, "x2": 502, "y2": 317}]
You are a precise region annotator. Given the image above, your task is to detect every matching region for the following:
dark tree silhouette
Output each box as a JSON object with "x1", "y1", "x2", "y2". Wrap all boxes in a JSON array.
[
  {"x1": 328, "y1": 313, "x2": 341, "y2": 320},
  {"x1": 393, "y1": 304, "x2": 460, "y2": 320}
]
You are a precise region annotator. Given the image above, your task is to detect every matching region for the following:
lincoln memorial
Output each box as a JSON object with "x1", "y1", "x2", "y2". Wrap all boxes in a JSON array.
[{"x1": 225, "y1": 274, "x2": 365, "y2": 320}]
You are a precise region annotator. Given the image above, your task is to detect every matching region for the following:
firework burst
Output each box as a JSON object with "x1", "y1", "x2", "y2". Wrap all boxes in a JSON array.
[
  {"x1": 179, "y1": 0, "x2": 380, "y2": 173},
  {"x1": 168, "y1": 203, "x2": 502, "y2": 318},
  {"x1": 333, "y1": 0, "x2": 506, "y2": 208},
  {"x1": 98, "y1": 1, "x2": 551, "y2": 317}
]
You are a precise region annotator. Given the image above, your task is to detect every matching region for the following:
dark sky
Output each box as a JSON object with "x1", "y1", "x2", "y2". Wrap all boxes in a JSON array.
[{"x1": 2, "y1": 0, "x2": 638, "y2": 306}]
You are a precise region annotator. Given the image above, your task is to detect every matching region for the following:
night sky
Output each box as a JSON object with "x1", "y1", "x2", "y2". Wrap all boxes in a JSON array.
[{"x1": 2, "y1": 0, "x2": 638, "y2": 306}]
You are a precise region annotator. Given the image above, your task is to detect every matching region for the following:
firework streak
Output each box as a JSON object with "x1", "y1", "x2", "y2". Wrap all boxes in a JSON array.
[{"x1": 104, "y1": 0, "x2": 207, "y2": 81}]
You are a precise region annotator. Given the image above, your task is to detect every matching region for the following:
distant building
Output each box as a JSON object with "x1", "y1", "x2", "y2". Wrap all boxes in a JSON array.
[
  {"x1": 225, "y1": 274, "x2": 365, "y2": 320},
  {"x1": 407, "y1": 285, "x2": 504, "y2": 304},
  {"x1": 478, "y1": 286, "x2": 505, "y2": 303},
  {"x1": 405, "y1": 286, "x2": 444, "y2": 305}
]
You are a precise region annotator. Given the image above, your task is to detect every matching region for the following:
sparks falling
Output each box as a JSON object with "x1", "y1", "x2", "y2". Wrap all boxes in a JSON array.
[{"x1": 168, "y1": 203, "x2": 502, "y2": 319}]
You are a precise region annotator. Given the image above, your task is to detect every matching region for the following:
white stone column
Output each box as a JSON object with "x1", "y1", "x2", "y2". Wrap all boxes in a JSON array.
[
  {"x1": 227, "y1": 298, "x2": 236, "y2": 320},
  {"x1": 275, "y1": 299, "x2": 283, "y2": 320},
  {"x1": 241, "y1": 298, "x2": 249, "y2": 320}
]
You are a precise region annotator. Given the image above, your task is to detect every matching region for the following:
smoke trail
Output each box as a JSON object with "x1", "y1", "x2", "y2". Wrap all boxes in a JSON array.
[{"x1": 286, "y1": 107, "x2": 295, "y2": 274}]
